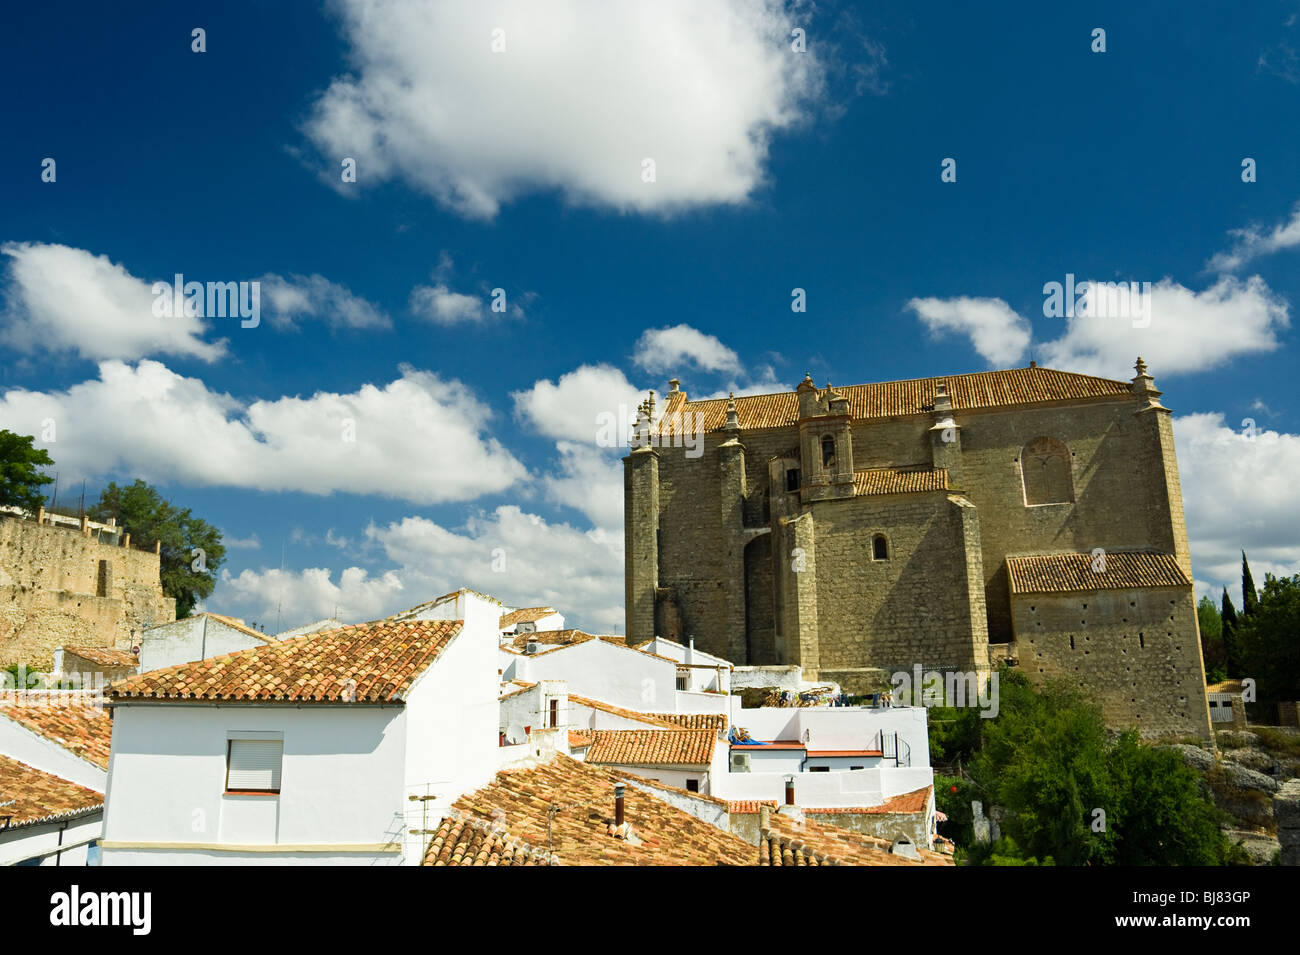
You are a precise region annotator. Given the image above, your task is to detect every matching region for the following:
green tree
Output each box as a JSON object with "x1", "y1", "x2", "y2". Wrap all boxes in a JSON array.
[
  {"x1": 1236, "y1": 574, "x2": 1300, "y2": 706},
  {"x1": 1107, "y1": 732, "x2": 1226, "y2": 865},
  {"x1": 949, "y1": 669, "x2": 1232, "y2": 866},
  {"x1": 1242, "y1": 552, "x2": 1259, "y2": 618},
  {"x1": 88, "y1": 480, "x2": 225, "y2": 618},
  {"x1": 1222, "y1": 589, "x2": 1241, "y2": 678},
  {"x1": 1198, "y1": 595, "x2": 1226, "y2": 684},
  {"x1": 0, "y1": 430, "x2": 54, "y2": 515}
]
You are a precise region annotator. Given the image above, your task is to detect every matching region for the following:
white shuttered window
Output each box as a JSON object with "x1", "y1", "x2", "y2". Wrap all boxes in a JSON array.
[{"x1": 226, "y1": 739, "x2": 283, "y2": 792}]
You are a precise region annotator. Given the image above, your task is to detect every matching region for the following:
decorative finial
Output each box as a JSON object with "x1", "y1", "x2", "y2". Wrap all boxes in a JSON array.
[{"x1": 1134, "y1": 356, "x2": 1147, "y2": 377}]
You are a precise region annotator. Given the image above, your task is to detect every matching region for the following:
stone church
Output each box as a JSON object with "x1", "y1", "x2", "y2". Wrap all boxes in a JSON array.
[{"x1": 624, "y1": 360, "x2": 1212, "y2": 739}]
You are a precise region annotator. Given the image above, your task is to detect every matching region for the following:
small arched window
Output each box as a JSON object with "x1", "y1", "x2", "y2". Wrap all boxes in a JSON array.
[
  {"x1": 821, "y1": 435, "x2": 836, "y2": 469},
  {"x1": 872, "y1": 534, "x2": 889, "y2": 561},
  {"x1": 1021, "y1": 436, "x2": 1074, "y2": 505}
]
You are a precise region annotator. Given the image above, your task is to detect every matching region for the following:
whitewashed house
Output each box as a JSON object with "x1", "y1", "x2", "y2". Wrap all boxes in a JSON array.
[
  {"x1": 0, "y1": 692, "x2": 113, "y2": 865},
  {"x1": 503, "y1": 634, "x2": 728, "y2": 716},
  {"x1": 138, "y1": 612, "x2": 278, "y2": 672},
  {"x1": 99, "y1": 593, "x2": 501, "y2": 866}
]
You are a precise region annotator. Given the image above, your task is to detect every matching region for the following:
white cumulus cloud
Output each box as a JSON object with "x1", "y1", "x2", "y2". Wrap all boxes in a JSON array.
[
  {"x1": 0, "y1": 360, "x2": 526, "y2": 504},
  {"x1": 906, "y1": 296, "x2": 1031, "y2": 366},
  {"x1": 0, "y1": 242, "x2": 225, "y2": 362},
  {"x1": 259, "y1": 273, "x2": 390, "y2": 330},
  {"x1": 302, "y1": 0, "x2": 828, "y2": 218},
  {"x1": 217, "y1": 505, "x2": 625, "y2": 634},
  {"x1": 1207, "y1": 201, "x2": 1300, "y2": 272},
  {"x1": 1175, "y1": 412, "x2": 1300, "y2": 602}
]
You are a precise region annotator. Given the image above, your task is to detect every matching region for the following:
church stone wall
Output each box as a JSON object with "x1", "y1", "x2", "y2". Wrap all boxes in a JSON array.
[{"x1": 1011, "y1": 585, "x2": 1212, "y2": 739}]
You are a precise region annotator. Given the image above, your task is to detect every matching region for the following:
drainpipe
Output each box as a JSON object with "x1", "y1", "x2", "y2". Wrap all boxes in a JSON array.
[{"x1": 55, "y1": 820, "x2": 68, "y2": 866}]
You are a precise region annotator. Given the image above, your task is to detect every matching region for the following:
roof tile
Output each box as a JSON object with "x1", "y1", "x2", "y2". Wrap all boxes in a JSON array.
[
  {"x1": 1006, "y1": 552, "x2": 1190, "y2": 594},
  {"x1": 108, "y1": 619, "x2": 462, "y2": 704}
]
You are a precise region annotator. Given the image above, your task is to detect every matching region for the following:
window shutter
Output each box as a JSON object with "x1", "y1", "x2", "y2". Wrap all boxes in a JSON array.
[{"x1": 227, "y1": 739, "x2": 283, "y2": 792}]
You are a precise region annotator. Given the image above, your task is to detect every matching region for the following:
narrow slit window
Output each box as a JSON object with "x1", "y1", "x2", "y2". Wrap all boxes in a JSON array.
[
  {"x1": 872, "y1": 535, "x2": 889, "y2": 561},
  {"x1": 821, "y1": 435, "x2": 836, "y2": 469}
]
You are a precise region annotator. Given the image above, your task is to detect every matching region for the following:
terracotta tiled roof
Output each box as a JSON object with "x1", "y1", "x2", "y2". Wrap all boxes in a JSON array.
[
  {"x1": 568, "y1": 695, "x2": 682, "y2": 729},
  {"x1": 760, "y1": 811, "x2": 951, "y2": 866},
  {"x1": 729, "y1": 800, "x2": 779, "y2": 814},
  {"x1": 805, "y1": 787, "x2": 932, "y2": 815},
  {"x1": 569, "y1": 731, "x2": 592, "y2": 749},
  {"x1": 202, "y1": 612, "x2": 279, "y2": 644},
  {"x1": 423, "y1": 814, "x2": 554, "y2": 866},
  {"x1": 499, "y1": 681, "x2": 536, "y2": 700},
  {"x1": 1006, "y1": 552, "x2": 1190, "y2": 594},
  {"x1": 853, "y1": 466, "x2": 949, "y2": 496},
  {"x1": 423, "y1": 754, "x2": 753, "y2": 866},
  {"x1": 0, "y1": 694, "x2": 113, "y2": 769},
  {"x1": 107, "y1": 619, "x2": 462, "y2": 703},
  {"x1": 510, "y1": 628, "x2": 604, "y2": 651},
  {"x1": 61, "y1": 646, "x2": 138, "y2": 668},
  {"x1": 585, "y1": 729, "x2": 718, "y2": 766},
  {"x1": 652, "y1": 712, "x2": 729, "y2": 731},
  {"x1": 0, "y1": 755, "x2": 102, "y2": 829},
  {"x1": 500, "y1": 607, "x2": 558, "y2": 628},
  {"x1": 656, "y1": 366, "x2": 1132, "y2": 434}
]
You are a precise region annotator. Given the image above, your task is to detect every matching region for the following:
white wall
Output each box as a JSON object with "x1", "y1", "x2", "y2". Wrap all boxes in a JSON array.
[
  {"x1": 731, "y1": 665, "x2": 803, "y2": 691},
  {"x1": 101, "y1": 703, "x2": 409, "y2": 866},
  {"x1": 139, "y1": 617, "x2": 267, "y2": 672},
  {"x1": 516, "y1": 640, "x2": 676, "y2": 711},
  {"x1": 713, "y1": 765, "x2": 935, "y2": 808},
  {"x1": 728, "y1": 705, "x2": 931, "y2": 767}
]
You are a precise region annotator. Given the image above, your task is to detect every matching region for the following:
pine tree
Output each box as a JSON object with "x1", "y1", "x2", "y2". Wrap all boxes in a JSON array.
[
  {"x1": 1242, "y1": 552, "x2": 1259, "y2": 617},
  {"x1": 1222, "y1": 589, "x2": 1241, "y2": 679}
]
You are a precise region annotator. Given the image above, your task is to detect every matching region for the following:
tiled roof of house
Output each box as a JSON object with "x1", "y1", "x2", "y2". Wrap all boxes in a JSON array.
[
  {"x1": 728, "y1": 800, "x2": 780, "y2": 814},
  {"x1": 509, "y1": 628, "x2": 602, "y2": 651},
  {"x1": 584, "y1": 729, "x2": 718, "y2": 766},
  {"x1": 1006, "y1": 552, "x2": 1190, "y2": 594},
  {"x1": 853, "y1": 466, "x2": 949, "y2": 496},
  {"x1": 652, "y1": 712, "x2": 729, "y2": 731},
  {"x1": 500, "y1": 607, "x2": 558, "y2": 628},
  {"x1": 422, "y1": 755, "x2": 754, "y2": 866},
  {"x1": 569, "y1": 730, "x2": 592, "y2": 749},
  {"x1": 656, "y1": 366, "x2": 1133, "y2": 434},
  {"x1": 62, "y1": 646, "x2": 138, "y2": 668},
  {"x1": 0, "y1": 694, "x2": 114, "y2": 769},
  {"x1": 107, "y1": 619, "x2": 462, "y2": 704},
  {"x1": 760, "y1": 811, "x2": 952, "y2": 866},
  {"x1": 568, "y1": 695, "x2": 681, "y2": 729},
  {"x1": 0, "y1": 754, "x2": 103, "y2": 829},
  {"x1": 805, "y1": 786, "x2": 933, "y2": 816}
]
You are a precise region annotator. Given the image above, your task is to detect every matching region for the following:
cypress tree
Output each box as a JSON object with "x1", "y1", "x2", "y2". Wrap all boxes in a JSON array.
[
  {"x1": 1242, "y1": 552, "x2": 1259, "y2": 617},
  {"x1": 1222, "y1": 589, "x2": 1241, "y2": 678}
]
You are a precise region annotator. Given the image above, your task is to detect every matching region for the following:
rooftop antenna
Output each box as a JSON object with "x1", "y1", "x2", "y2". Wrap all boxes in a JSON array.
[{"x1": 49, "y1": 473, "x2": 58, "y2": 510}]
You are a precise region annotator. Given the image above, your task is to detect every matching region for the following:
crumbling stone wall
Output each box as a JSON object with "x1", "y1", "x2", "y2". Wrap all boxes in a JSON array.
[{"x1": 0, "y1": 515, "x2": 175, "y2": 668}]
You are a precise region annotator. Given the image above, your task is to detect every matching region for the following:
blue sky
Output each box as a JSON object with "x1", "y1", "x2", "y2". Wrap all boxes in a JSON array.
[{"x1": 2, "y1": 0, "x2": 1299, "y2": 632}]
